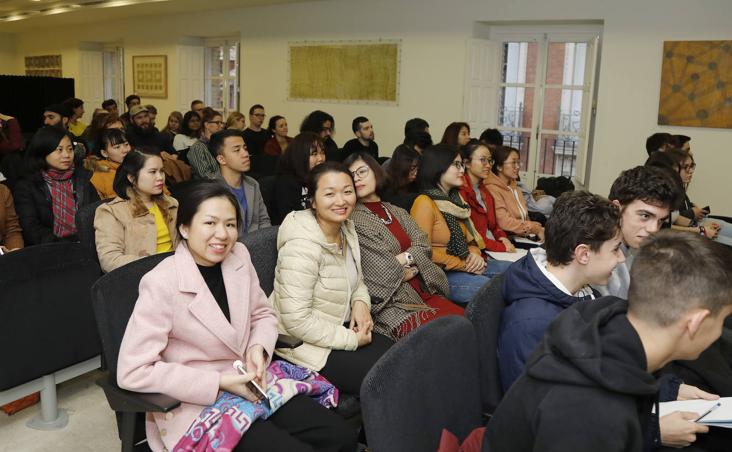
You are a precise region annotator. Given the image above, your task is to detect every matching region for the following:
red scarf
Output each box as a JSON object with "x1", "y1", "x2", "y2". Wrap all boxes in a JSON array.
[{"x1": 41, "y1": 167, "x2": 77, "y2": 238}]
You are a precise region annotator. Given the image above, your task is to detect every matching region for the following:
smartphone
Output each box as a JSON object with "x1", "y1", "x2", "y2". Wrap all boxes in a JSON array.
[
  {"x1": 702, "y1": 205, "x2": 711, "y2": 213},
  {"x1": 232, "y1": 360, "x2": 271, "y2": 409}
]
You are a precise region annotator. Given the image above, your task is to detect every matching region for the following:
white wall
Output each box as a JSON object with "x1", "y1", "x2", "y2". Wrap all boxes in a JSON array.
[{"x1": 7, "y1": 0, "x2": 732, "y2": 212}]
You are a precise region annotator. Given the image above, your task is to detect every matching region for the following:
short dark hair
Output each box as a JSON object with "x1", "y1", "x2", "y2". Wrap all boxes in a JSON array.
[
  {"x1": 208, "y1": 129, "x2": 245, "y2": 157},
  {"x1": 25, "y1": 126, "x2": 76, "y2": 172},
  {"x1": 629, "y1": 230, "x2": 732, "y2": 326},
  {"x1": 201, "y1": 108, "x2": 222, "y2": 123},
  {"x1": 352, "y1": 116, "x2": 369, "y2": 133},
  {"x1": 249, "y1": 104, "x2": 264, "y2": 115},
  {"x1": 673, "y1": 134, "x2": 691, "y2": 147},
  {"x1": 387, "y1": 144, "x2": 420, "y2": 192},
  {"x1": 608, "y1": 165, "x2": 681, "y2": 210},
  {"x1": 113, "y1": 148, "x2": 162, "y2": 199},
  {"x1": 479, "y1": 128, "x2": 504, "y2": 147},
  {"x1": 191, "y1": 99, "x2": 204, "y2": 109},
  {"x1": 645, "y1": 132, "x2": 672, "y2": 156},
  {"x1": 305, "y1": 161, "x2": 353, "y2": 207},
  {"x1": 101, "y1": 99, "x2": 117, "y2": 109},
  {"x1": 404, "y1": 130, "x2": 433, "y2": 151},
  {"x1": 278, "y1": 132, "x2": 323, "y2": 184},
  {"x1": 440, "y1": 122, "x2": 470, "y2": 147},
  {"x1": 343, "y1": 152, "x2": 387, "y2": 196},
  {"x1": 301, "y1": 110, "x2": 335, "y2": 134},
  {"x1": 544, "y1": 191, "x2": 621, "y2": 266},
  {"x1": 404, "y1": 118, "x2": 429, "y2": 137},
  {"x1": 144, "y1": 104, "x2": 157, "y2": 115},
  {"x1": 491, "y1": 146, "x2": 520, "y2": 175},
  {"x1": 44, "y1": 103, "x2": 71, "y2": 118},
  {"x1": 418, "y1": 143, "x2": 460, "y2": 190},
  {"x1": 181, "y1": 111, "x2": 202, "y2": 138},
  {"x1": 176, "y1": 180, "x2": 242, "y2": 232},
  {"x1": 98, "y1": 128, "x2": 128, "y2": 158},
  {"x1": 125, "y1": 94, "x2": 141, "y2": 107},
  {"x1": 63, "y1": 97, "x2": 83, "y2": 110}
]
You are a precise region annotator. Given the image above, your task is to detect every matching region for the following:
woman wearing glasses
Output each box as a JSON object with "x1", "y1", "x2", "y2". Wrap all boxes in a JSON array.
[
  {"x1": 410, "y1": 144, "x2": 503, "y2": 305},
  {"x1": 187, "y1": 108, "x2": 225, "y2": 180},
  {"x1": 485, "y1": 146, "x2": 544, "y2": 241}
]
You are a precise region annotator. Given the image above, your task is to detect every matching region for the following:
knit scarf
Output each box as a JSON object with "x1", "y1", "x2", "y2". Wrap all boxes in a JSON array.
[
  {"x1": 41, "y1": 167, "x2": 77, "y2": 238},
  {"x1": 423, "y1": 187, "x2": 485, "y2": 258}
]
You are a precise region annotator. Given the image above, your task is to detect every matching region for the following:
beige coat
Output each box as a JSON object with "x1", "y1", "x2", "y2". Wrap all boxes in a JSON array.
[
  {"x1": 94, "y1": 196, "x2": 178, "y2": 273},
  {"x1": 484, "y1": 171, "x2": 542, "y2": 236},
  {"x1": 270, "y1": 209, "x2": 371, "y2": 371}
]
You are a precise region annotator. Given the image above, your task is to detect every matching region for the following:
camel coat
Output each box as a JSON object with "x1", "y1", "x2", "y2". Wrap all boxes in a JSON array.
[
  {"x1": 0, "y1": 184, "x2": 23, "y2": 250},
  {"x1": 484, "y1": 171, "x2": 542, "y2": 236}
]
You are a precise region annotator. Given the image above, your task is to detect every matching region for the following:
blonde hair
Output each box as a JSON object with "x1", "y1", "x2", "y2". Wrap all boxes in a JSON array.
[{"x1": 225, "y1": 111, "x2": 246, "y2": 130}]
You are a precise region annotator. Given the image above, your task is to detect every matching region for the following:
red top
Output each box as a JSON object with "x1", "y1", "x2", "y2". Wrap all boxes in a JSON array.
[
  {"x1": 363, "y1": 201, "x2": 428, "y2": 299},
  {"x1": 263, "y1": 136, "x2": 293, "y2": 156},
  {"x1": 459, "y1": 173, "x2": 508, "y2": 252}
]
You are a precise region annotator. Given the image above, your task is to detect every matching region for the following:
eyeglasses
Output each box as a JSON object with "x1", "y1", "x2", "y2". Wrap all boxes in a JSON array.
[
  {"x1": 351, "y1": 166, "x2": 371, "y2": 180},
  {"x1": 505, "y1": 160, "x2": 522, "y2": 167},
  {"x1": 472, "y1": 157, "x2": 494, "y2": 166},
  {"x1": 252, "y1": 113, "x2": 266, "y2": 118},
  {"x1": 681, "y1": 163, "x2": 696, "y2": 171},
  {"x1": 451, "y1": 161, "x2": 465, "y2": 170},
  {"x1": 207, "y1": 120, "x2": 224, "y2": 126}
]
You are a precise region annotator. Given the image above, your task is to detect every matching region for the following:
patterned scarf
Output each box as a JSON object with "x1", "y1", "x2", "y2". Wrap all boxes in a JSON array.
[
  {"x1": 41, "y1": 167, "x2": 77, "y2": 238},
  {"x1": 423, "y1": 187, "x2": 485, "y2": 258},
  {"x1": 174, "y1": 360, "x2": 338, "y2": 451}
]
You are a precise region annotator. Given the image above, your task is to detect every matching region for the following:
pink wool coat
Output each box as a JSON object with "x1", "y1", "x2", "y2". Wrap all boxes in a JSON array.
[{"x1": 117, "y1": 241, "x2": 278, "y2": 452}]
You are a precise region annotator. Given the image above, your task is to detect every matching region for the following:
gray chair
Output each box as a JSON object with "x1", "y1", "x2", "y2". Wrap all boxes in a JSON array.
[
  {"x1": 464, "y1": 273, "x2": 506, "y2": 415},
  {"x1": 360, "y1": 316, "x2": 483, "y2": 451},
  {"x1": 240, "y1": 225, "x2": 279, "y2": 296}
]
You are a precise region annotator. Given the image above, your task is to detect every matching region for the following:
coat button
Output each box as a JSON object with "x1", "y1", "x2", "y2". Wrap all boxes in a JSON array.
[
  {"x1": 165, "y1": 411, "x2": 174, "y2": 420},
  {"x1": 160, "y1": 429, "x2": 167, "y2": 436}
]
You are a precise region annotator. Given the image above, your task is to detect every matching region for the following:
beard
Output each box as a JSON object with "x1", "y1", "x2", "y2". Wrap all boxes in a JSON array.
[{"x1": 132, "y1": 123, "x2": 153, "y2": 136}]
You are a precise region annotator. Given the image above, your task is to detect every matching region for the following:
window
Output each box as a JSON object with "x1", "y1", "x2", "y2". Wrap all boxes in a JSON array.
[
  {"x1": 103, "y1": 47, "x2": 124, "y2": 107},
  {"x1": 204, "y1": 39, "x2": 239, "y2": 117}
]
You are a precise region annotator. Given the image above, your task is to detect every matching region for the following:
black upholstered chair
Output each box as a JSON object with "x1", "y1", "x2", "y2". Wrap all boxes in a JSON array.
[
  {"x1": 257, "y1": 176, "x2": 277, "y2": 225},
  {"x1": 464, "y1": 273, "x2": 506, "y2": 415},
  {"x1": 240, "y1": 225, "x2": 279, "y2": 296},
  {"x1": 75, "y1": 198, "x2": 106, "y2": 263},
  {"x1": 360, "y1": 316, "x2": 483, "y2": 451}
]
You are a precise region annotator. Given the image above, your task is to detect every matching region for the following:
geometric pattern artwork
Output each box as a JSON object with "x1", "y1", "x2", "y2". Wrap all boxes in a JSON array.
[
  {"x1": 289, "y1": 41, "x2": 400, "y2": 104},
  {"x1": 658, "y1": 41, "x2": 732, "y2": 128},
  {"x1": 132, "y1": 55, "x2": 167, "y2": 99},
  {"x1": 25, "y1": 55, "x2": 62, "y2": 77}
]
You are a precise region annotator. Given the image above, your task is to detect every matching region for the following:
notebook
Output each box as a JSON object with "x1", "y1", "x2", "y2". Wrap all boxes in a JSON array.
[{"x1": 658, "y1": 397, "x2": 732, "y2": 428}]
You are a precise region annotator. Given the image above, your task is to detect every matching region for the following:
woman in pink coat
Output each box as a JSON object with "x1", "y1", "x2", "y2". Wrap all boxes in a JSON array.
[{"x1": 117, "y1": 181, "x2": 355, "y2": 452}]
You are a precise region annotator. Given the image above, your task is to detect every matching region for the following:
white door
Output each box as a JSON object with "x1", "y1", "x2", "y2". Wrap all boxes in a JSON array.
[
  {"x1": 177, "y1": 45, "x2": 204, "y2": 113},
  {"x1": 463, "y1": 39, "x2": 501, "y2": 133}
]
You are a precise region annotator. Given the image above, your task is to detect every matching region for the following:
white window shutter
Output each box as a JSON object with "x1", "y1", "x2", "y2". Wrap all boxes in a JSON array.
[
  {"x1": 463, "y1": 39, "x2": 501, "y2": 134},
  {"x1": 177, "y1": 45, "x2": 204, "y2": 113},
  {"x1": 78, "y1": 50, "x2": 104, "y2": 123}
]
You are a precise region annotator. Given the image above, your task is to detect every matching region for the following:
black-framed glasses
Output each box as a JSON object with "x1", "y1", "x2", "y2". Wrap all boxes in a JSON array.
[
  {"x1": 351, "y1": 166, "x2": 371, "y2": 180},
  {"x1": 471, "y1": 157, "x2": 494, "y2": 166},
  {"x1": 207, "y1": 120, "x2": 224, "y2": 126},
  {"x1": 451, "y1": 161, "x2": 465, "y2": 170}
]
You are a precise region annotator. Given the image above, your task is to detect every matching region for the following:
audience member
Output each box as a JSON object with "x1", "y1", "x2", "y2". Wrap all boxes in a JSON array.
[
  {"x1": 440, "y1": 122, "x2": 470, "y2": 148},
  {"x1": 187, "y1": 108, "x2": 224, "y2": 180},
  {"x1": 300, "y1": 110, "x2": 339, "y2": 161},
  {"x1": 479, "y1": 127, "x2": 504, "y2": 148},
  {"x1": 673, "y1": 134, "x2": 691, "y2": 152},
  {"x1": 485, "y1": 230, "x2": 732, "y2": 452},
  {"x1": 485, "y1": 146, "x2": 544, "y2": 240},
  {"x1": 63, "y1": 97, "x2": 87, "y2": 137},
  {"x1": 89, "y1": 128, "x2": 131, "y2": 199},
  {"x1": 144, "y1": 104, "x2": 158, "y2": 129},
  {"x1": 242, "y1": 104, "x2": 269, "y2": 157},
  {"x1": 272, "y1": 162, "x2": 393, "y2": 394},
  {"x1": 0, "y1": 183, "x2": 24, "y2": 252},
  {"x1": 80, "y1": 109, "x2": 111, "y2": 155},
  {"x1": 173, "y1": 111, "x2": 202, "y2": 153},
  {"x1": 345, "y1": 153, "x2": 462, "y2": 341},
  {"x1": 120, "y1": 94, "x2": 141, "y2": 125},
  {"x1": 160, "y1": 111, "x2": 182, "y2": 149},
  {"x1": 94, "y1": 148, "x2": 177, "y2": 273},
  {"x1": 117, "y1": 180, "x2": 355, "y2": 452},
  {"x1": 102, "y1": 113, "x2": 124, "y2": 131},
  {"x1": 125, "y1": 105, "x2": 173, "y2": 153},
  {"x1": 101, "y1": 99, "x2": 118, "y2": 116},
  {"x1": 594, "y1": 165, "x2": 680, "y2": 298},
  {"x1": 0, "y1": 112, "x2": 24, "y2": 189},
  {"x1": 263, "y1": 115, "x2": 292, "y2": 157},
  {"x1": 225, "y1": 111, "x2": 246, "y2": 131},
  {"x1": 15, "y1": 126, "x2": 99, "y2": 245},
  {"x1": 459, "y1": 140, "x2": 515, "y2": 253},
  {"x1": 411, "y1": 144, "x2": 507, "y2": 305},
  {"x1": 210, "y1": 129, "x2": 270, "y2": 235},
  {"x1": 403, "y1": 118, "x2": 432, "y2": 155},
  {"x1": 190, "y1": 99, "x2": 205, "y2": 115},
  {"x1": 645, "y1": 132, "x2": 673, "y2": 156},
  {"x1": 271, "y1": 132, "x2": 326, "y2": 224},
  {"x1": 498, "y1": 191, "x2": 622, "y2": 391},
  {"x1": 341, "y1": 116, "x2": 379, "y2": 161},
  {"x1": 382, "y1": 144, "x2": 421, "y2": 211}
]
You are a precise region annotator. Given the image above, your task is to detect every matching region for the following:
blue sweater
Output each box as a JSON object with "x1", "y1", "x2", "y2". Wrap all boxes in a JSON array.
[{"x1": 498, "y1": 250, "x2": 596, "y2": 392}]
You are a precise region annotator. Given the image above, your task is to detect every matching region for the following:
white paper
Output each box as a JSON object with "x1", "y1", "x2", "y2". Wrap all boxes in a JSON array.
[
  {"x1": 487, "y1": 249, "x2": 527, "y2": 263},
  {"x1": 658, "y1": 397, "x2": 732, "y2": 427}
]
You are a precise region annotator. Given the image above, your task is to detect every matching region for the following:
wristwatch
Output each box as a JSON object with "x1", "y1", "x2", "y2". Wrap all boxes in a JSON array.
[{"x1": 404, "y1": 252, "x2": 414, "y2": 267}]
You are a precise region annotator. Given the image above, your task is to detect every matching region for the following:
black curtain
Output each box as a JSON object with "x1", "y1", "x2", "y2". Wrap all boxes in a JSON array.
[{"x1": 0, "y1": 75, "x2": 75, "y2": 135}]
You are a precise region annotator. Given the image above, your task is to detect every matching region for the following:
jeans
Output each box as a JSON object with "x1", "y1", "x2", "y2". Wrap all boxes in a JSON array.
[{"x1": 445, "y1": 259, "x2": 513, "y2": 305}]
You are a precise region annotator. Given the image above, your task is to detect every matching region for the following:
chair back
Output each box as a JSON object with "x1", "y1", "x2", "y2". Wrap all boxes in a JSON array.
[
  {"x1": 240, "y1": 226, "x2": 279, "y2": 297},
  {"x1": 0, "y1": 243, "x2": 102, "y2": 390},
  {"x1": 90, "y1": 252, "x2": 172, "y2": 381},
  {"x1": 361, "y1": 316, "x2": 482, "y2": 451},
  {"x1": 257, "y1": 176, "x2": 277, "y2": 224},
  {"x1": 464, "y1": 273, "x2": 507, "y2": 414},
  {"x1": 75, "y1": 198, "x2": 106, "y2": 262}
]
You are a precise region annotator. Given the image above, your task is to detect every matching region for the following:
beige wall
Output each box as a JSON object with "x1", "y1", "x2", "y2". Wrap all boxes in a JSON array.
[
  {"x1": 0, "y1": 33, "x2": 19, "y2": 75},
  {"x1": 7, "y1": 0, "x2": 732, "y2": 212}
]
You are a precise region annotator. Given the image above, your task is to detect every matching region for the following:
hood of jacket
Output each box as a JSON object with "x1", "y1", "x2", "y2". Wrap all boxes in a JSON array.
[
  {"x1": 277, "y1": 209, "x2": 359, "y2": 255},
  {"x1": 484, "y1": 170, "x2": 515, "y2": 193},
  {"x1": 525, "y1": 296, "x2": 659, "y2": 397}
]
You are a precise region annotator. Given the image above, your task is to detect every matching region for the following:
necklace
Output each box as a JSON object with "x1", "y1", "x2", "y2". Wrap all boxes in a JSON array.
[{"x1": 379, "y1": 203, "x2": 393, "y2": 225}]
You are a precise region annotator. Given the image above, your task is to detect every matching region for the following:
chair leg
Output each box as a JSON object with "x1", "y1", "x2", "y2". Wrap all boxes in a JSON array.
[
  {"x1": 26, "y1": 374, "x2": 69, "y2": 430},
  {"x1": 120, "y1": 411, "x2": 136, "y2": 452}
]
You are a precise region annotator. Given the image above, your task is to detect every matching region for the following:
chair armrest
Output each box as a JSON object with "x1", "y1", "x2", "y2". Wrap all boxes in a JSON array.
[
  {"x1": 97, "y1": 374, "x2": 180, "y2": 413},
  {"x1": 276, "y1": 334, "x2": 303, "y2": 349}
]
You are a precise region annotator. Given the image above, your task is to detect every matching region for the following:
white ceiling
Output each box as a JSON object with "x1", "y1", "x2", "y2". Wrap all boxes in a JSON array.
[{"x1": 0, "y1": 0, "x2": 307, "y2": 32}]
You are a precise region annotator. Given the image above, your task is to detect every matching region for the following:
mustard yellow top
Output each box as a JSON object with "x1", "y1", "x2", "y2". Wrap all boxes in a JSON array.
[
  {"x1": 68, "y1": 120, "x2": 87, "y2": 137},
  {"x1": 149, "y1": 204, "x2": 173, "y2": 253}
]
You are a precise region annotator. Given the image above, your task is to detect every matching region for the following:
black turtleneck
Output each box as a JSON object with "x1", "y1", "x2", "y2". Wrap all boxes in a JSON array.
[{"x1": 197, "y1": 263, "x2": 230, "y2": 322}]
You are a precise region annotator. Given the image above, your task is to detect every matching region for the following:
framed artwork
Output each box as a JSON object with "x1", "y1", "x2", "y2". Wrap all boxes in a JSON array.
[
  {"x1": 25, "y1": 54, "x2": 62, "y2": 77},
  {"x1": 133, "y1": 55, "x2": 168, "y2": 99},
  {"x1": 288, "y1": 40, "x2": 401, "y2": 105},
  {"x1": 658, "y1": 41, "x2": 732, "y2": 128}
]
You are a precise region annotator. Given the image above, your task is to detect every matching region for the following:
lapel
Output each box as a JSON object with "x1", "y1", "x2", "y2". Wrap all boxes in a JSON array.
[
  {"x1": 354, "y1": 203, "x2": 400, "y2": 254},
  {"x1": 175, "y1": 242, "x2": 245, "y2": 356}
]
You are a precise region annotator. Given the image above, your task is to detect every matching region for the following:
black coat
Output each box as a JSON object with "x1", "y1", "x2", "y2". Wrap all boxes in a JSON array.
[
  {"x1": 14, "y1": 168, "x2": 99, "y2": 245},
  {"x1": 272, "y1": 175, "x2": 306, "y2": 225}
]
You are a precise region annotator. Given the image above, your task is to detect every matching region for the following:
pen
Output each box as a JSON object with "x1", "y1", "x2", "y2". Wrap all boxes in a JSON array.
[{"x1": 695, "y1": 402, "x2": 721, "y2": 422}]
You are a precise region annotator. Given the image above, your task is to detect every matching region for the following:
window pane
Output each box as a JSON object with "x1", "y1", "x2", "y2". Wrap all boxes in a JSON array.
[
  {"x1": 228, "y1": 81, "x2": 237, "y2": 110},
  {"x1": 498, "y1": 130, "x2": 531, "y2": 173},
  {"x1": 541, "y1": 88, "x2": 583, "y2": 133},
  {"x1": 501, "y1": 42, "x2": 538, "y2": 84},
  {"x1": 545, "y1": 42, "x2": 587, "y2": 86},
  {"x1": 499, "y1": 87, "x2": 534, "y2": 129},
  {"x1": 205, "y1": 46, "x2": 224, "y2": 77},
  {"x1": 206, "y1": 79, "x2": 224, "y2": 109},
  {"x1": 228, "y1": 44, "x2": 238, "y2": 78},
  {"x1": 537, "y1": 133, "x2": 582, "y2": 177}
]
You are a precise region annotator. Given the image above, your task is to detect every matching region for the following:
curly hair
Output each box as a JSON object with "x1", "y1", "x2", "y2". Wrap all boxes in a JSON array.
[{"x1": 608, "y1": 165, "x2": 682, "y2": 210}]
